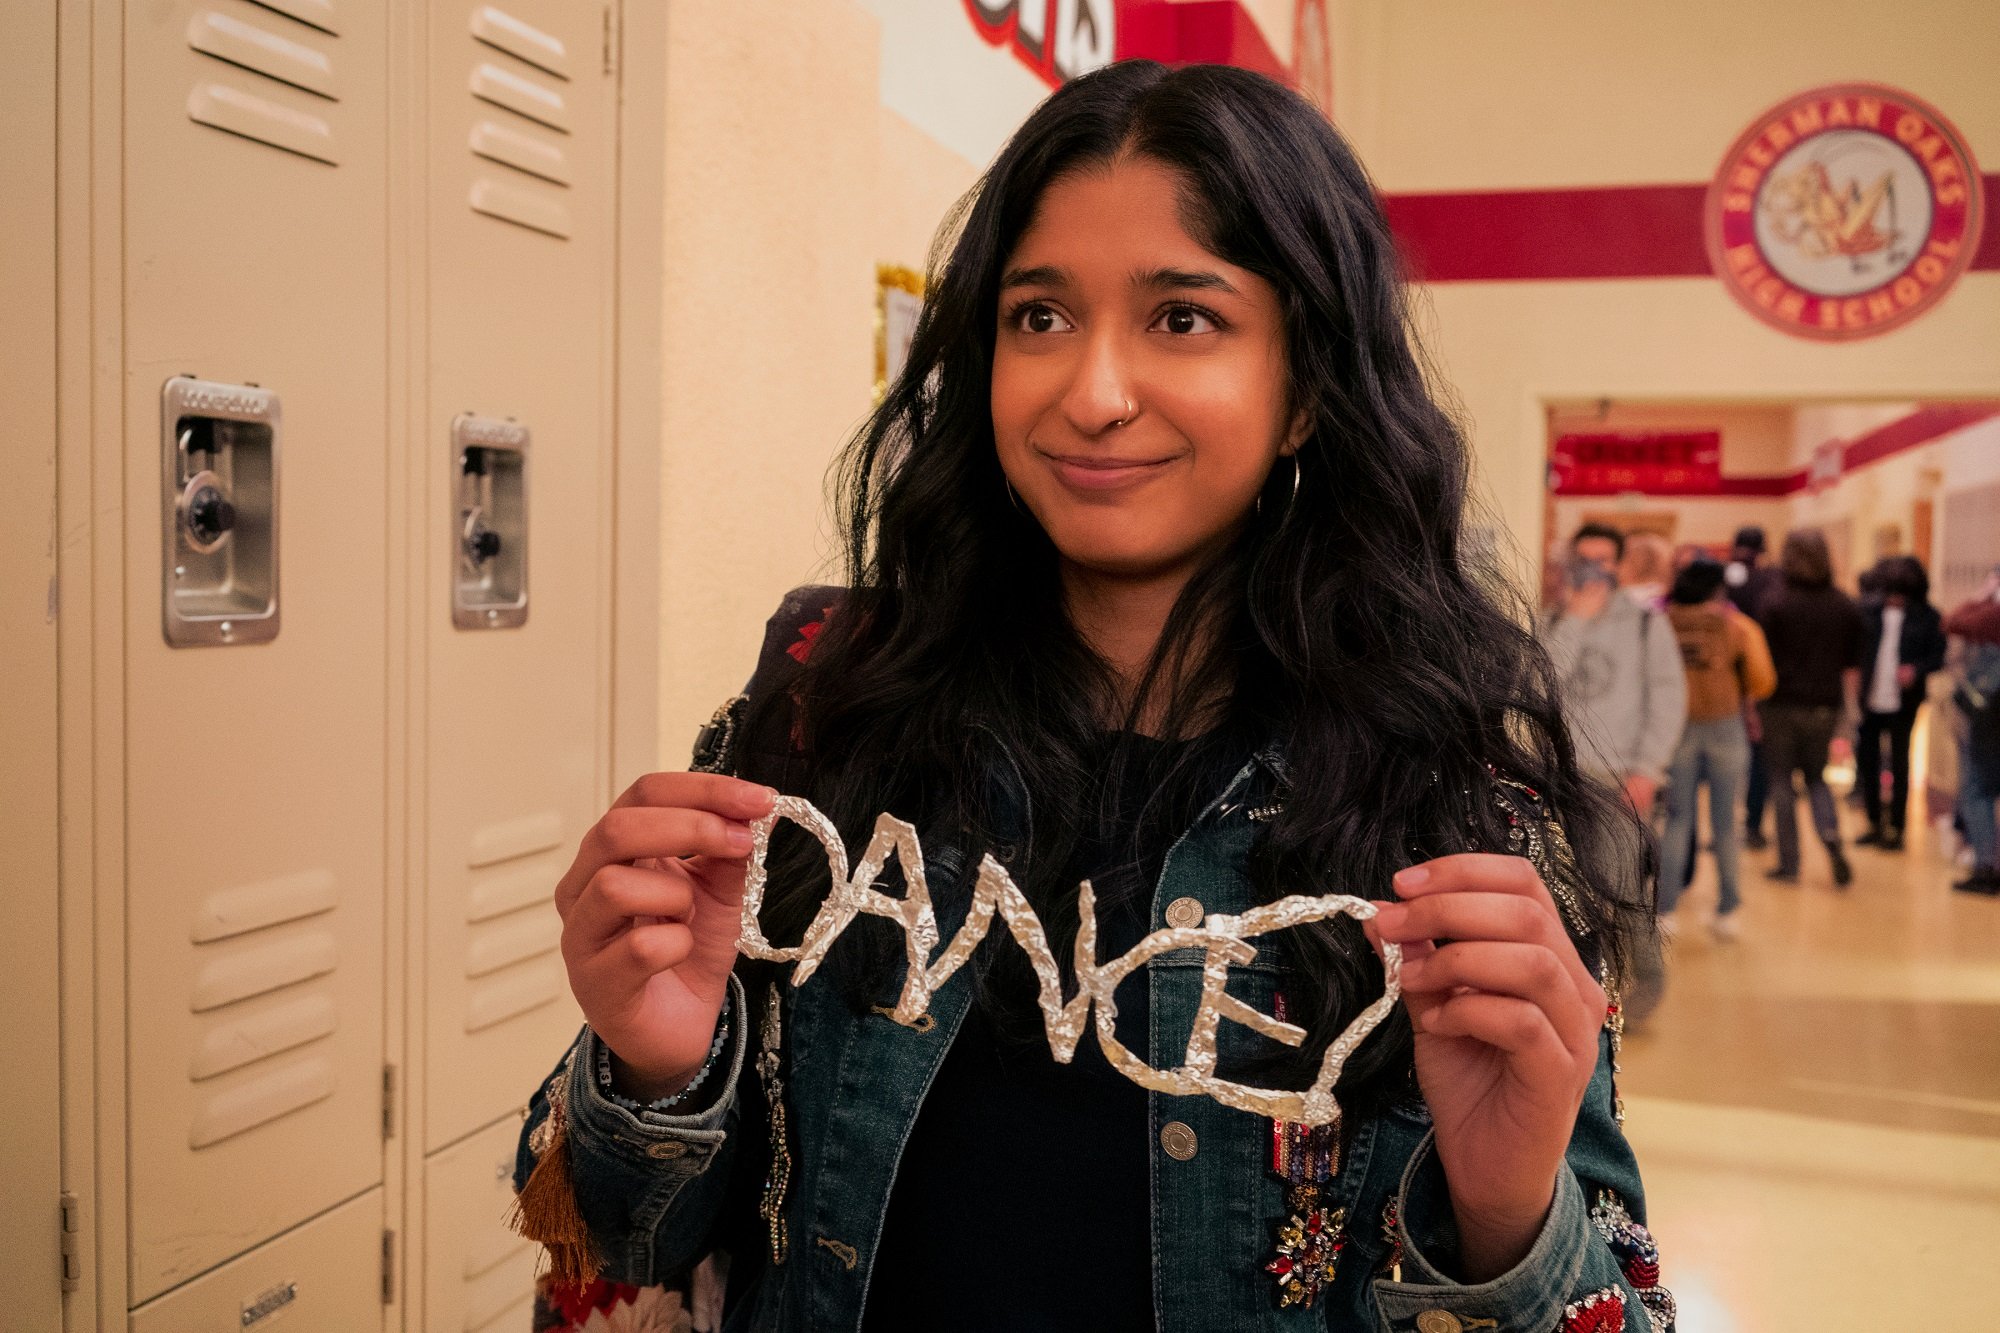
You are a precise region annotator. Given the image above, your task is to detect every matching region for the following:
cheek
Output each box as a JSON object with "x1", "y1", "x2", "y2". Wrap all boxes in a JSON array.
[{"x1": 989, "y1": 354, "x2": 1050, "y2": 456}]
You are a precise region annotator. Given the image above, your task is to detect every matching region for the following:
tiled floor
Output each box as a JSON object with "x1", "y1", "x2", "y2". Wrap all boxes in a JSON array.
[{"x1": 1621, "y1": 802, "x2": 2000, "y2": 1329}]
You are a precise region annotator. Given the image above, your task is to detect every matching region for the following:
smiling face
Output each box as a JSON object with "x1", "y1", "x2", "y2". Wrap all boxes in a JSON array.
[{"x1": 991, "y1": 155, "x2": 1306, "y2": 584}]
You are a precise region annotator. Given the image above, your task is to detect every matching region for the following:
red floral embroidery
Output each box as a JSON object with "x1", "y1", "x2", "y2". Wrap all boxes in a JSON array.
[
  {"x1": 786, "y1": 605, "x2": 835, "y2": 665},
  {"x1": 545, "y1": 1277, "x2": 635, "y2": 1325},
  {"x1": 1560, "y1": 1287, "x2": 1626, "y2": 1333}
]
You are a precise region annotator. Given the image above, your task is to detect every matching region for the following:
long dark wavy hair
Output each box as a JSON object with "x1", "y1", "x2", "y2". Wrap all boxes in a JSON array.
[{"x1": 750, "y1": 60, "x2": 1652, "y2": 1113}]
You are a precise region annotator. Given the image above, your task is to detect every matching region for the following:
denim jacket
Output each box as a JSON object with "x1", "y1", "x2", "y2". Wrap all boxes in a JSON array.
[{"x1": 515, "y1": 590, "x2": 1675, "y2": 1333}]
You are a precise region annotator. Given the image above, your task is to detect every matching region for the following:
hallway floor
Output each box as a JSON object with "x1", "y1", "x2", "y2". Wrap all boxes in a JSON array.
[{"x1": 1621, "y1": 811, "x2": 2000, "y2": 1329}]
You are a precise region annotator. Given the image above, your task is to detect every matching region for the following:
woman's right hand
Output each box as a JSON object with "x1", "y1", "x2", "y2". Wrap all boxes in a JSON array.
[{"x1": 555, "y1": 773, "x2": 777, "y2": 1101}]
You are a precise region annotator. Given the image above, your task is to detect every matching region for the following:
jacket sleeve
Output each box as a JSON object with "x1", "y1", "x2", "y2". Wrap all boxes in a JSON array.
[
  {"x1": 1737, "y1": 615, "x2": 1778, "y2": 703},
  {"x1": 1367, "y1": 785, "x2": 1675, "y2": 1332},
  {"x1": 515, "y1": 979, "x2": 756, "y2": 1285},
  {"x1": 1911, "y1": 607, "x2": 1948, "y2": 679},
  {"x1": 1368, "y1": 1030, "x2": 1672, "y2": 1333},
  {"x1": 510, "y1": 587, "x2": 840, "y2": 1292},
  {"x1": 1634, "y1": 612, "x2": 1688, "y2": 782},
  {"x1": 1943, "y1": 598, "x2": 2000, "y2": 645}
]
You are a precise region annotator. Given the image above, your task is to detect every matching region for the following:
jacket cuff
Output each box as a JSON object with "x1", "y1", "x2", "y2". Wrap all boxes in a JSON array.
[
  {"x1": 1371, "y1": 1130, "x2": 1641, "y2": 1331},
  {"x1": 564, "y1": 972, "x2": 748, "y2": 1181}
]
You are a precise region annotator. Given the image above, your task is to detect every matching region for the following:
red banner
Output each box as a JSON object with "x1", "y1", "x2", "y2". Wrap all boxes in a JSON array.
[{"x1": 1549, "y1": 431, "x2": 1722, "y2": 496}]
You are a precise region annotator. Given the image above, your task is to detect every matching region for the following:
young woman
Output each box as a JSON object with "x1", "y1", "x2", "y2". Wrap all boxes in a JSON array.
[{"x1": 516, "y1": 61, "x2": 1673, "y2": 1333}]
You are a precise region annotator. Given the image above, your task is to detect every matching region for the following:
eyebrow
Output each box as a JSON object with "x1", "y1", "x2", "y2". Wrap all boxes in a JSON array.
[{"x1": 997, "y1": 264, "x2": 1243, "y2": 297}]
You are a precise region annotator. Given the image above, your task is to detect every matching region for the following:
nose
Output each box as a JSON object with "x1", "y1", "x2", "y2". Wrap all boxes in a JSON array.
[{"x1": 1057, "y1": 328, "x2": 1138, "y2": 436}]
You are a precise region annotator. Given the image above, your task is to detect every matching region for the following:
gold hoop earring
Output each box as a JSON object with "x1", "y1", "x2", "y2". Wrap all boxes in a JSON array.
[
  {"x1": 1256, "y1": 454, "x2": 1302, "y2": 524},
  {"x1": 1005, "y1": 478, "x2": 1027, "y2": 514}
]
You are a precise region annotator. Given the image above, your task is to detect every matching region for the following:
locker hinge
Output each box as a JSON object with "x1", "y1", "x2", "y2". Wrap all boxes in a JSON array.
[
  {"x1": 603, "y1": 4, "x2": 620, "y2": 76},
  {"x1": 58, "y1": 1191, "x2": 81, "y2": 1294},
  {"x1": 381, "y1": 1228, "x2": 396, "y2": 1304},
  {"x1": 381, "y1": 1062, "x2": 398, "y2": 1139}
]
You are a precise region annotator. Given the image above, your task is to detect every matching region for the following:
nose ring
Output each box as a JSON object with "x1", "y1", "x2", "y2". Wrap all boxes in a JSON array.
[{"x1": 1113, "y1": 398, "x2": 1134, "y2": 428}]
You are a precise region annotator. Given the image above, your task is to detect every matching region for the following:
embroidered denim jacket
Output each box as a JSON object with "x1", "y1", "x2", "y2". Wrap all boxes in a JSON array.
[{"x1": 515, "y1": 590, "x2": 1674, "y2": 1333}]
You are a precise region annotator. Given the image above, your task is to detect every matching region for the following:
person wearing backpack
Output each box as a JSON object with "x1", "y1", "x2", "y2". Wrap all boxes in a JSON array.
[
  {"x1": 1539, "y1": 524, "x2": 1689, "y2": 820},
  {"x1": 1945, "y1": 569, "x2": 2000, "y2": 896}
]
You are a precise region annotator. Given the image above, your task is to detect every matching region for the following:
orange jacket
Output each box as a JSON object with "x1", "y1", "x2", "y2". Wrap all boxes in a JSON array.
[{"x1": 1667, "y1": 601, "x2": 1777, "y2": 722}]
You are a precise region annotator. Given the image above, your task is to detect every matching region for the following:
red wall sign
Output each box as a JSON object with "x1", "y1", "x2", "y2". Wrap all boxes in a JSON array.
[
  {"x1": 1550, "y1": 431, "x2": 1723, "y2": 496},
  {"x1": 962, "y1": 0, "x2": 1329, "y2": 113}
]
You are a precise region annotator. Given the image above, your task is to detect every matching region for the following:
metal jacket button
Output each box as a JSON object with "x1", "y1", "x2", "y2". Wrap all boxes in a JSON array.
[
  {"x1": 1164, "y1": 896, "x2": 1203, "y2": 929},
  {"x1": 1159, "y1": 1121, "x2": 1198, "y2": 1160}
]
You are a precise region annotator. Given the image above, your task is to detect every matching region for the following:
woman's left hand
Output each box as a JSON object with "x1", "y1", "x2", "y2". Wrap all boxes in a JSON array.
[{"x1": 1363, "y1": 854, "x2": 1607, "y2": 1283}]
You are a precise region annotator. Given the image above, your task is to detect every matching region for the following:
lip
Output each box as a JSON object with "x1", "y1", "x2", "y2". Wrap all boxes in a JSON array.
[{"x1": 1038, "y1": 449, "x2": 1179, "y2": 493}]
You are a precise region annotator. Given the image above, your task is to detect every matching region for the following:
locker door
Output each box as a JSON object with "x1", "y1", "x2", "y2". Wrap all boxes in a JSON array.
[
  {"x1": 421, "y1": 0, "x2": 612, "y2": 1154},
  {"x1": 423, "y1": 1117, "x2": 540, "y2": 1332},
  {"x1": 121, "y1": 0, "x2": 391, "y2": 1303},
  {"x1": 127, "y1": 1187, "x2": 385, "y2": 1333}
]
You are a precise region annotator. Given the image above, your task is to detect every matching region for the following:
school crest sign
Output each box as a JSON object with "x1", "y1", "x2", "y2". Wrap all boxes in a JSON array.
[{"x1": 1705, "y1": 83, "x2": 1983, "y2": 341}]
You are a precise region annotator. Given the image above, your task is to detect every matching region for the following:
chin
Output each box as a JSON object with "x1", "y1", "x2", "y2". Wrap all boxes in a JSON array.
[{"x1": 1046, "y1": 521, "x2": 1199, "y2": 581}]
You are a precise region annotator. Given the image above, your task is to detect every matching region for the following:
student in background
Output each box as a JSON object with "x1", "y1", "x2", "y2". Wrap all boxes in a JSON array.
[
  {"x1": 1656, "y1": 558, "x2": 1777, "y2": 939},
  {"x1": 1723, "y1": 526, "x2": 1783, "y2": 620},
  {"x1": 1541, "y1": 524, "x2": 1689, "y2": 817},
  {"x1": 1944, "y1": 569, "x2": 2000, "y2": 896},
  {"x1": 1855, "y1": 556, "x2": 1947, "y2": 851},
  {"x1": 1619, "y1": 531, "x2": 1674, "y2": 611},
  {"x1": 1758, "y1": 530, "x2": 1866, "y2": 887},
  {"x1": 1727, "y1": 526, "x2": 1783, "y2": 850}
]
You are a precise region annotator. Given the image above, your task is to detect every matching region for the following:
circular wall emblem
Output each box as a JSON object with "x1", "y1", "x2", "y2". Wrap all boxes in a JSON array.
[{"x1": 1705, "y1": 83, "x2": 1983, "y2": 340}]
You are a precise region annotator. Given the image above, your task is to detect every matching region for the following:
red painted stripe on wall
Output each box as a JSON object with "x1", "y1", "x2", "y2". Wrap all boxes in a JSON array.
[
  {"x1": 1595, "y1": 403, "x2": 2000, "y2": 498},
  {"x1": 1841, "y1": 403, "x2": 2000, "y2": 470},
  {"x1": 1382, "y1": 177, "x2": 2000, "y2": 282}
]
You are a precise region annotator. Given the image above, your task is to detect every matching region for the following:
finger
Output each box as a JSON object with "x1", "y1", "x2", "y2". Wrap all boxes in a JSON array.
[
  {"x1": 1373, "y1": 891, "x2": 1556, "y2": 949},
  {"x1": 1418, "y1": 991, "x2": 1571, "y2": 1067},
  {"x1": 1374, "y1": 893, "x2": 1595, "y2": 995},
  {"x1": 1398, "y1": 941, "x2": 1597, "y2": 1052},
  {"x1": 567, "y1": 863, "x2": 696, "y2": 949},
  {"x1": 601, "y1": 920, "x2": 695, "y2": 984},
  {"x1": 583, "y1": 806, "x2": 758, "y2": 879},
  {"x1": 1394, "y1": 853, "x2": 1552, "y2": 908},
  {"x1": 613, "y1": 771, "x2": 777, "y2": 821}
]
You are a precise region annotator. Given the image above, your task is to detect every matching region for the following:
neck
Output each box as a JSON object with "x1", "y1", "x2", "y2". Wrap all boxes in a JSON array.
[{"x1": 1060, "y1": 559, "x2": 1205, "y2": 733}]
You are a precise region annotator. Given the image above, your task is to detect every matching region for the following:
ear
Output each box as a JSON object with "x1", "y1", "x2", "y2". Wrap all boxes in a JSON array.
[{"x1": 1280, "y1": 405, "x2": 1312, "y2": 456}]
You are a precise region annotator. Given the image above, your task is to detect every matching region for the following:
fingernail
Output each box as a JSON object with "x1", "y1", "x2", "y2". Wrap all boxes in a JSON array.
[
  {"x1": 1374, "y1": 903, "x2": 1406, "y2": 930},
  {"x1": 1394, "y1": 867, "x2": 1430, "y2": 892},
  {"x1": 726, "y1": 827, "x2": 754, "y2": 854}
]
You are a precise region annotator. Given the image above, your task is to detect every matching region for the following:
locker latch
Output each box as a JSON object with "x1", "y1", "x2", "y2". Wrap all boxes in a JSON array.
[
  {"x1": 161, "y1": 376, "x2": 281, "y2": 647},
  {"x1": 451, "y1": 414, "x2": 530, "y2": 629}
]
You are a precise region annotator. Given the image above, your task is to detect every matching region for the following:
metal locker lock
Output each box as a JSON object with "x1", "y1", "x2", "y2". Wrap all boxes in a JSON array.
[
  {"x1": 451, "y1": 414, "x2": 529, "y2": 629},
  {"x1": 161, "y1": 376, "x2": 280, "y2": 647}
]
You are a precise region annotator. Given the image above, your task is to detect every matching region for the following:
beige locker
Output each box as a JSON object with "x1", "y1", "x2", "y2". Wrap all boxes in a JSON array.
[
  {"x1": 423, "y1": 1116, "x2": 541, "y2": 1332},
  {"x1": 419, "y1": 0, "x2": 612, "y2": 1156},
  {"x1": 128, "y1": 1187, "x2": 386, "y2": 1333},
  {"x1": 42, "y1": 0, "x2": 661, "y2": 1323},
  {"x1": 121, "y1": 0, "x2": 392, "y2": 1302}
]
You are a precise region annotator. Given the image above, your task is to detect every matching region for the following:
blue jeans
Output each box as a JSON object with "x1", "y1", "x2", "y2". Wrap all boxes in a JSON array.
[
  {"x1": 1960, "y1": 733, "x2": 1999, "y2": 870},
  {"x1": 1659, "y1": 717, "x2": 1752, "y2": 916}
]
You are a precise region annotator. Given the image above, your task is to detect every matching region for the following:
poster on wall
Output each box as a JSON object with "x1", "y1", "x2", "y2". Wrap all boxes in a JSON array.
[
  {"x1": 1704, "y1": 83, "x2": 1984, "y2": 341},
  {"x1": 1549, "y1": 431, "x2": 1722, "y2": 495},
  {"x1": 875, "y1": 264, "x2": 925, "y2": 403}
]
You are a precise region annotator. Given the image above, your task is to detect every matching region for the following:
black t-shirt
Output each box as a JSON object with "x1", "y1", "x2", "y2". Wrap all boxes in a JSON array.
[
  {"x1": 861, "y1": 732, "x2": 1217, "y2": 1331},
  {"x1": 1761, "y1": 581, "x2": 1867, "y2": 708}
]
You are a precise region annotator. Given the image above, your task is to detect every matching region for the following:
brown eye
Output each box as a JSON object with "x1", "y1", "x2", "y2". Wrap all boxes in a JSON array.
[
  {"x1": 1010, "y1": 303, "x2": 1072, "y2": 335},
  {"x1": 1154, "y1": 305, "x2": 1218, "y2": 335}
]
